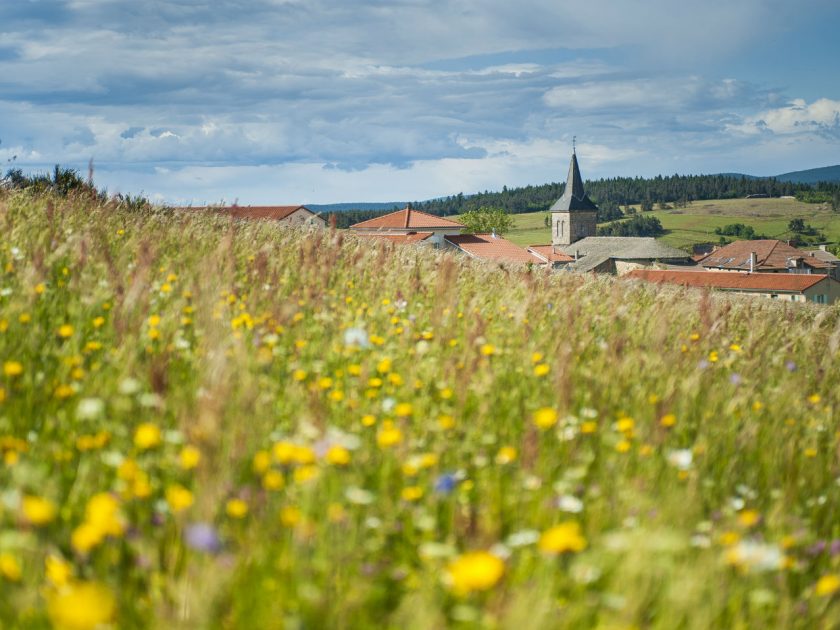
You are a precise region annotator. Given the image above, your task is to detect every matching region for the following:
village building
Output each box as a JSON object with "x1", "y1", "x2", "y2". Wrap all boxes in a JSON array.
[
  {"x1": 199, "y1": 205, "x2": 326, "y2": 228},
  {"x1": 802, "y1": 246, "x2": 840, "y2": 280},
  {"x1": 697, "y1": 239, "x2": 831, "y2": 275},
  {"x1": 444, "y1": 233, "x2": 544, "y2": 266},
  {"x1": 349, "y1": 207, "x2": 464, "y2": 247},
  {"x1": 530, "y1": 150, "x2": 693, "y2": 273},
  {"x1": 626, "y1": 269, "x2": 840, "y2": 304}
]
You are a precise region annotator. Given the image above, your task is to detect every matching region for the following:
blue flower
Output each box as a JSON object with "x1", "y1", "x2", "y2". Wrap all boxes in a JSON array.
[
  {"x1": 185, "y1": 522, "x2": 222, "y2": 554},
  {"x1": 434, "y1": 474, "x2": 457, "y2": 494}
]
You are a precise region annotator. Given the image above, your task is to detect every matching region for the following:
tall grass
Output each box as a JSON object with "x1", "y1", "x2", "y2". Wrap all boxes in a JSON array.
[{"x1": 1, "y1": 191, "x2": 839, "y2": 628}]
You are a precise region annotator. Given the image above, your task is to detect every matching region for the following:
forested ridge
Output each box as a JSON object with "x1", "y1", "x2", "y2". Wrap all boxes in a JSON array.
[{"x1": 327, "y1": 174, "x2": 840, "y2": 228}]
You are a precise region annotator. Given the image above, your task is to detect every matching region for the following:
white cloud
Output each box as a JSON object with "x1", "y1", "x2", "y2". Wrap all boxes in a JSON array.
[{"x1": 731, "y1": 98, "x2": 840, "y2": 137}]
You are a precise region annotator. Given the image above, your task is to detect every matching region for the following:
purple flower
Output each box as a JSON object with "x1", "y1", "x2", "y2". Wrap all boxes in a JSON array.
[
  {"x1": 830, "y1": 539, "x2": 840, "y2": 556},
  {"x1": 729, "y1": 373, "x2": 742, "y2": 386},
  {"x1": 807, "y1": 540, "x2": 827, "y2": 557},
  {"x1": 434, "y1": 474, "x2": 457, "y2": 494},
  {"x1": 697, "y1": 360, "x2": 710, "y2": 370},
  {"x1": 786, "y1": 360, "x2": 797, "y2": 372},
  {"x1": 185, "y1": 522, "x2": 222, "y2": 554}
]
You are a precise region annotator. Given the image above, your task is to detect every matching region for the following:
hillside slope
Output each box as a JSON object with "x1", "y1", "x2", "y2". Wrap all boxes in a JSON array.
[
  {"x1": 774, "y1": 165, "x2": 840, "y2": 184},
  {"x1": 1, "y1": 192, "x2": 840, "y2": 628}
]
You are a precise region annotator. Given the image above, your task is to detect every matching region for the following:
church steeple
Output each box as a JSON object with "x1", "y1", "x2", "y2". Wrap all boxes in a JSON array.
[
  {"x1": 550, "y1": 146, "x2": 598, "y2": 246},
  {"x1": 550, "y1": 151, "x2": 598, "y2": 213}
]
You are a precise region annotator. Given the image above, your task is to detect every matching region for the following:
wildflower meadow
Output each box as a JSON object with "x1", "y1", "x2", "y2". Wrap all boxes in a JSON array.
[{"x1": 2, "y1": 191, "x2": 840, "y2": 628}]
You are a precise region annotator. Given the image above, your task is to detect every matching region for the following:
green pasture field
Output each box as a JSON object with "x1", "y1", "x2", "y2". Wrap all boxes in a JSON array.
[
  {"x1": 2, "y1": 191, "x2": 840, "y2": 628},
  {"x1": 497, "y1": 198, "x2": 840, "y2": 249}
]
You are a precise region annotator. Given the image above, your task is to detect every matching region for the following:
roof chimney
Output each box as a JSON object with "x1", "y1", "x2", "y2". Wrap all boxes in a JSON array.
[{"x1": 749, "y1": 251, "x2": 756, "y2": 273}]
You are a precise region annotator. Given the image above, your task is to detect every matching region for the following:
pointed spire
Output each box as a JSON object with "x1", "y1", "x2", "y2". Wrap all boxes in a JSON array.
[{"x1": 550, "y1": 150, "x2": 598, "y2": 213}]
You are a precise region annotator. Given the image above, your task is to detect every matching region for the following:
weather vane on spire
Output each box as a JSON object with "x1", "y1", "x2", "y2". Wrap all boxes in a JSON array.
[{"x1": 572, "y1": 135, "x2": 576, "y2": 154}]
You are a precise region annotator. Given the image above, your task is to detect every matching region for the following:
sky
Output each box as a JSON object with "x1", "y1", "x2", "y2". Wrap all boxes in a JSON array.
[{"x1": 1, "y1": 0, "x2": 840, "y2": 205}]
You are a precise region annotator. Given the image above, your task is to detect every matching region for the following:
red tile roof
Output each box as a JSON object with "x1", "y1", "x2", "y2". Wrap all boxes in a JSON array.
[
  {"x1": 350, "y1": 207, "x2": 464, "y2": 230},
  {"x1": 445, "y1": 234, "x2": 543, "y2": 265},
  {"x1": 527, "y1": 244, "x2": 576, "y2": 263},
  {"x1": 698, "y1": 240, "x2": 830, "y2": 271},
  {"x1": 355, "y1": 232, "x2": 434, "y2": 244},
  {"x1": 193, "y1": 205, "x2": 320, "y2": 221},
  {"x1": 625, "y1": 269, "x2": 829, "y2": 292}
]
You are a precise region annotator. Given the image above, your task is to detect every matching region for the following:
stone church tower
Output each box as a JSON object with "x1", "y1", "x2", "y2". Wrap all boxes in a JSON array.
[{"x1": 551, "y1": 150, "x2": 598, "y2": 247}]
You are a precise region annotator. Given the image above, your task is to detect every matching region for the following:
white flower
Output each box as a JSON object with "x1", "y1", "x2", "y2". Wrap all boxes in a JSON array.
[
  {"x1": 343, "y1": 327, "x2": 370, "y2": 348},
  {"x1": 726, "y1": 541, "x2": 784, "y2": 572},
  {"x1": 667, "y1": 449, "x2": 693, "y2": 470},
  {"x1": 345, "y1": 487, "x2": 374, "y2": 505},
  {"x1": 506, "y1": 529, "x2": 540, "y2": 548},
  {"x1": 76, "y1": 398, "x2": 104, "y2": 420},
  {"x1": 557, "y1": 494, "x2": 584, "y2": 513}
]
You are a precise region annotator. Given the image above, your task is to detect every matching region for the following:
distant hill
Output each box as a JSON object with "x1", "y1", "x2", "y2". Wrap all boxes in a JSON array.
[
  {"x1": 774, "y1": 165, "x2": 840, "y2": 184},
  {"x1": 307, "y1": 202, "x2": 405, "y2": 213}
]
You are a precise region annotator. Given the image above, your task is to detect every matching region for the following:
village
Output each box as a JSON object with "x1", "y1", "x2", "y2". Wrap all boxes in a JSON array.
[{"x1": 196, "y1": 151, "x2": 840, "y2": 306}]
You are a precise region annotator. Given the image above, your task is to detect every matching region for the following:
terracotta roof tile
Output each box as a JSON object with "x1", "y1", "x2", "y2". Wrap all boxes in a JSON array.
[
  {"x1": 698, "y1": 239, "x2": 830, "y2": 271},
  {"x1": 355, "y1": 232, "x2": 433, "y2": 244},
  {"x1": 445, "y1": 234, "x2": 543, "y2": 265},
  {"x1": 351, "y1": 207, "x2": 464, "y2": 229},
  {"x1": 192, "y1": 205, "x2": 319, "y2": 221},
  {"x1": 625, "y1": 269, "x2": 830, "y2": 292},
  {"x1": 527, "y1": 244, "x2": 576, "y2": 263}
]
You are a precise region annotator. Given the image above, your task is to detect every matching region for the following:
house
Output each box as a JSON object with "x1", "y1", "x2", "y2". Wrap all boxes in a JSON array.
[
  {"x1": 555, "y1": 236, "x2": 694, "y2": 273},
  {"x1": 534, "y1": 149, "x2": 692, "y2": 273},
  {"x1": 350, "y1": 207, "x2": 464, "y2": 247},
  {"x1": 625, "y1": 269, "x2": 840, "y2": 304},
  {"x1": 445, "y1": 233, "x2": 544, "y2": 266},
  {"x1": 199, "y1": 205, "x2": 326, "y2": 228},
  {"x1": 697, "y1": 239, "x2": 831, "y2": 274},
  {"x1": 802, "y1": 247, "x2": 840, "y2": 280},
  {"x1": 527, "y1": 245, "x2": 576, "y2": 268}
]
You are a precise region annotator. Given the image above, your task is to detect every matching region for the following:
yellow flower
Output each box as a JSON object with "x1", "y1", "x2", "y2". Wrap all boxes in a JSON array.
[
  {"x1": 21, "y1": 495, "x2": 57, "y2": 526},
  {"x1": 394, "y1": 402, "x2": 413, "y2": 417},
  {"x1": 252, "y1": 450, "x2": 271, "y2": 473},
  {"x1": 377, "y1": 358, "x2": 392, "y2": 374},
  {"x1": 660, "y1": 414, "x2": 676, "y2": 427},
  {"x1": 737, "y1": 510, "x2": 761, "y2": 528},
  {"x1": 539, "y1": 521, "x2": 587, "y2": 554},
  {"x1": 326, "y1": 445, "x2": 351, "y2": 466},
  {"x1": 533, "y1": 363, "x2": 550, "y2": 377},
  {"x1": 3, "y1": 361, "x2": 23, "y2": 377},
  {"x1": 46, "y1": 555, "x2": 72, "y2": 587},
  {"x1": 361, "y1": 414, "x2": 376, "y2": 427},
  {"x1": 148, "y1": 314, "x2": 161, "y2": 327},
  {"x1": 438, "y1": 415, "x2": 455, "y2": 430},
  {"x1": 533, "y1": 407, "x2": 558, "y2": 430},
  {"x1": 54, "y1": 384, "x2": 75, "y2": 399},
  {"x1": 179, "y1": 445, "x2": 201, "y2": 470},
  {"x1": 708, "y1": 350, "x2": 718, "y2": 363},
  {"x1": 815, "y1": 574, "x2": 840, "y2": 597},
  {"x1": 35, "y1": 282, "x2": 46, "y2": 295},
  {"x1": 134, "y1": 423, "x2": 162, "y2": 449},
  {"x1": 495, "y1": 446, "x2": 517, "y2": 465},
  {"x1": 85, "y1": 493, "x2": 124, "y2": 538},
  {"x1": 479, "y1": 343, "x2": 496, "y2": 356},
  {"x1": 401, "y1": 486, "x2": 424, "y2": 502},
  {"x1": 377, "y1": 421, "x2": 403, "y2": 448},
  {"x1": 292, "y1": 369, "x2": 307, "y2": 382},
  {"x1": 0, "y1": 387, "x2": 5, "y2": 403},
  {"x1": 225, "y1": 498, "x2": 249, "y2": 519},
  {"x1": 71, "y1": 522, "x2": 103, "y2": 554},
  {"x1": 58, "y1": 324, "x2": 74, "y2": 338},
  {"x1": 615, "y1": 440, "x2": 632, "y2": 453},
  {"x1": 808, "y1": 393, "x2": 822, "y2": 405},
  {"x1": 446, "y1": 551, "x2": 505, "y2": 595},
  {"x1": 262, "y1": 470, "x2": 285, "y2": 491},
  {"x1": 616, "y1": 417, "x2": 635, "y2": 434},
  {"x1": 165, "y1": 484, "x2": 194, "y2": 513},
  {"x1": 46, "y1": 581, "x2": 116, "y2": 630},
  {"x1": 580, "y1": 421, "x2": 598, "y2": 434},
  {"x1": 280, "y1": 505, "x2": 301, "y2": 527},
  {"x1": 293, "y1": 465, "x2": 320, "y2": 484},
  {"x1": 0, "y1": 552, "x2": 21, "y2": 581},
  {"x1": 92, "y1": 316, "x2": 105, "y2": 328}
]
